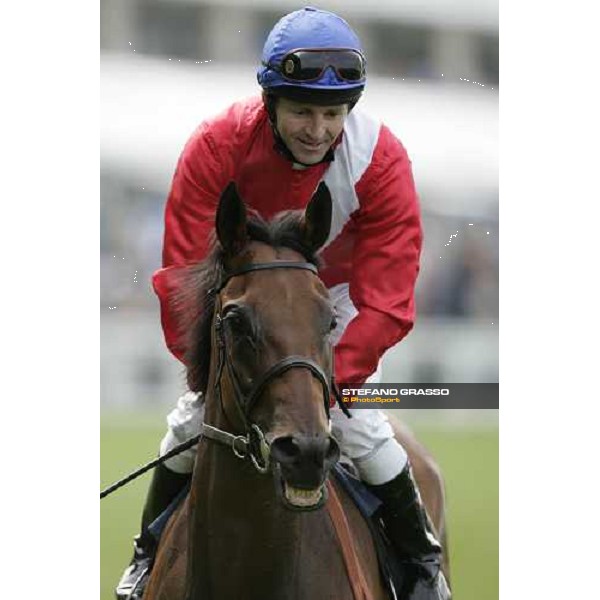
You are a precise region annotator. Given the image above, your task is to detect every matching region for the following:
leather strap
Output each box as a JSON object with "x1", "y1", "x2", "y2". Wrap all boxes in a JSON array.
[
  {"x1": 201, "y1": 423, "x2": 249, "y2": 458},
  {"x1": 244, "y1": 355, "x2": 331, "y2": 417},
  {"x1": 216, "y1": 261, "x2": 318, "y2": 292},
  {"x1": 326, "y1": 480, "x2": 375, "y2": 600}
]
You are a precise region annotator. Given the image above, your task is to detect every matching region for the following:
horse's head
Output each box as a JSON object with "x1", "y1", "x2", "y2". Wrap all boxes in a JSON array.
[{"x1": 197, "y1": 181, "x2": 342, "y2": 510}]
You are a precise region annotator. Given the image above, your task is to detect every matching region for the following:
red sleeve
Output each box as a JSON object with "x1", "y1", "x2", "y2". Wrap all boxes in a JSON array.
[
  {"x1": 334, "y1": 126, "x2": 423, "y2": 385},
  {"x1": 162, "y1": 124, "x2": 231, "y2": 267},
  {"x1": 153, "y1": 123, "x2": 232, "y2": 361}
]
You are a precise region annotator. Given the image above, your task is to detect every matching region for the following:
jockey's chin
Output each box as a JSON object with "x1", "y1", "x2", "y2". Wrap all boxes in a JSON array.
[{"x1": 289, "y1": 139, "x2": 332, "y2": 164}]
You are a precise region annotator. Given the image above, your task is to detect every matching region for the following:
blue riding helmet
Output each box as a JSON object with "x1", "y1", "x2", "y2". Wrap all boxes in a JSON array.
[{"x1": 257, "y1": 7, "x2": 366, "y2": 106}]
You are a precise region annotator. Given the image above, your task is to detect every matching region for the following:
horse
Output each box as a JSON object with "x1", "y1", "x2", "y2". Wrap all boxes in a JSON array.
[{"x1": 143, "y1": 182, "x2": 450, "y2": 600}]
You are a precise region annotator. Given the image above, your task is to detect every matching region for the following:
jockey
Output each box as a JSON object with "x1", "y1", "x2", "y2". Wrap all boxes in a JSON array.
[{"x1": 116, "y1": 7, "x2": 447, "y2": 600}]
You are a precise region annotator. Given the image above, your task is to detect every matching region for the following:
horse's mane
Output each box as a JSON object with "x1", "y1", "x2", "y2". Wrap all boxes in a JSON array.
[{"x1": 172, "y1": 209, "x2": 322, "y2": 394}]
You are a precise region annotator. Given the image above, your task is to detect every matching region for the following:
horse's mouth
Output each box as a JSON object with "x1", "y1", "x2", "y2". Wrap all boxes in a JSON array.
[{"x1": 273, "y1": 464, "x2": 328, "y2": 511}]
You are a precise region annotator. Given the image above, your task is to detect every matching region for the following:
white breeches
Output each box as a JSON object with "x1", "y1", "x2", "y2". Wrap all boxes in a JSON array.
[{"x1": 159, "y1": 283, "x2": 407, "y2": 485}]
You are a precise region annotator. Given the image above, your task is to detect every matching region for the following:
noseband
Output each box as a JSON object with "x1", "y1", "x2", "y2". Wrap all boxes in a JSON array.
[{"x1": 201, "y1": 261, "x2": 350, "y2": 474}]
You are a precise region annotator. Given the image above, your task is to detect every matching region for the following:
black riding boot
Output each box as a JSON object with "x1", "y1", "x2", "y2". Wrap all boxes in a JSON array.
[
  {"x1": 367, "y1": 463, "x2": 451, "y2": 599},
  {"x1": 115, "y1": 463, "x2": 191, "y2": 600}
]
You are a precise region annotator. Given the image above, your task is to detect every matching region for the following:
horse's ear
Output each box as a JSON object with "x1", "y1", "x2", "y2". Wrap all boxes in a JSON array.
[
  {"x1": 216, "y1": 181, "x2": 248, "y2": 255},
  {"x1": 303, "y1": 182, "x2": 332, "y2": 252}
]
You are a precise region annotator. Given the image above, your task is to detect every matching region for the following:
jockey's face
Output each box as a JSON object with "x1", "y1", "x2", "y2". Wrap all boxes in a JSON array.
[{"x1": 275, "y1": 98, "x2": 348, "y2": 165}]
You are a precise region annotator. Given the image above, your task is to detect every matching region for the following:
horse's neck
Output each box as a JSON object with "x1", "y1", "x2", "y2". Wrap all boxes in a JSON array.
[
  {"x1": 184, "y1": 373, "x2": 355, "y2": 598},
  {"x1": 187, "y1": 440, "x2": 309, "y2": 599}
]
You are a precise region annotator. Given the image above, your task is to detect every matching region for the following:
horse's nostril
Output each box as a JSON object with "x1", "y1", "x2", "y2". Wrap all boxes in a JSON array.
[
  {"x1": 326, "y1": 438, "x2": 340, "y2": 461},
  {"x1": 271, "y1": 437, "x2": 301, "y2": 464},
  {"x1": 271, "y1": 434, "x2": 339, "y2": 490},
  {"x1": 271, "y1": 435, "x2": 339, "y2": 468}
]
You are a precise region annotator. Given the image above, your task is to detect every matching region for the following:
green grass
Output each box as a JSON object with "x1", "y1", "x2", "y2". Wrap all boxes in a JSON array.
[
  {"x1": 414, "y1": 426, "x2": 499, "y2": 600},
  {"x1": 101, "y1": 414, "x2": 498, "y2": 600}
]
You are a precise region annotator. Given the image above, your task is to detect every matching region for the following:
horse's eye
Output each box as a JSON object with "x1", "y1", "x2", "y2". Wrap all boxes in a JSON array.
[
  {"x1": 223, "y1": 310, "x2": 240, "y2": 324},
  {"x1": 223, "y1": 309, "x2": 256, "y2": 343},
  {"x1": 223, "y1": 310, "x2": 242, "y2": 331}
]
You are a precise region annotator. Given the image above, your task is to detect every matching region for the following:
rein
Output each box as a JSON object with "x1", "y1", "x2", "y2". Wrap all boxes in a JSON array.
[
  {"x1": 100, "y1": 432, "x2": 202, "y2": 499},
  {"x1": 99, "y1": 423, "x2": 265, "y2": 500},
  {"x1": 100, "y1": 260, "x2": 351, "y2": 500}
]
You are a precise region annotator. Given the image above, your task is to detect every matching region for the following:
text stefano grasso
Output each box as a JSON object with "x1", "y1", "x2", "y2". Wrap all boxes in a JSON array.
[{"x1": 341, "y1": 388, "x2": 451, "y2": 396}]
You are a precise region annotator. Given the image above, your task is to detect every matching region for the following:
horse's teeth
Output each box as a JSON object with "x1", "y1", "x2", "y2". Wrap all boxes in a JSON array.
[{"x1": 284, "y1": 483, "x2": 322, "y2": 506}]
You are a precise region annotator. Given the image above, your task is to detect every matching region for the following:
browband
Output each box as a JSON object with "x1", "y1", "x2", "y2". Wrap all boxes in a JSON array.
[{"x1": 216, "y1": 261, "x2": 318, "y2": 292}]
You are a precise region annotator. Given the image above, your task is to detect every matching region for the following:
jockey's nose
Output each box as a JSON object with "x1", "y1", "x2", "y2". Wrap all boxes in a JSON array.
[
  {"x1": 305, "y1": 114, "x2": 327, "y2": 140},
  {"x1": 270, "y1": 433, "x2": 340, "y2": 488}
]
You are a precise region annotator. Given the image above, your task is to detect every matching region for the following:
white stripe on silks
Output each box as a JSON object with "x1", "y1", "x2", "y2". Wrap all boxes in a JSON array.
[
  {"x1": 328, "y1": 282, "x2": 383, "y2": 383},
  {"x1": 322, "y1": 108, "x2": 381, "y2": 247}
]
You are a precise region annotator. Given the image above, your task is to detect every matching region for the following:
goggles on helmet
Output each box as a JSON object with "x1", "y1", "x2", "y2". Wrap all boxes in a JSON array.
[{"x1": 262, "y1": 48, "x2": 366, "y2": 84}]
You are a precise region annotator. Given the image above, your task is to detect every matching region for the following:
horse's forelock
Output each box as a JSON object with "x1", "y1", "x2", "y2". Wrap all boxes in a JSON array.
[{"x1": 270, "y1": 210, "x2": 321, "y2": 266}]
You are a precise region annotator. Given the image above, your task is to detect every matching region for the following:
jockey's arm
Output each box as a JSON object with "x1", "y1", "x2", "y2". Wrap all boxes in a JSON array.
[
  {"x1": 153, "y1": 124, "x2": 232, "y2": 360},
  {"x1": 334, "y1": 126, "x2": 423, "y2": 385},
  {"x1": 162, "y1": 124, "x2": 231, "y2": 267}
]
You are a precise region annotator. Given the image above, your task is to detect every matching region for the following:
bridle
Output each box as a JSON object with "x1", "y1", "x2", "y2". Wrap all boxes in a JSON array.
[
  {"x1": 200, "y1": 260, "x2": 351, "y2": 474},
  {"x1": 99, "y1": 260, "x2": 351, "y2": 500}
]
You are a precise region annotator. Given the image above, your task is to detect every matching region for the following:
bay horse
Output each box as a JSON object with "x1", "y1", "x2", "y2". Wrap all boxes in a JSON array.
[{"x1": 144, "y1": 182, "x2": 449, "y2": 600}]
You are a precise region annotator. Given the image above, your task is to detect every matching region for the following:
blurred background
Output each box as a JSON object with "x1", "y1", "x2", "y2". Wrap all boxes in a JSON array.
[{"x1": 100, "y1": 1, "x2": 498, "y2": 599}]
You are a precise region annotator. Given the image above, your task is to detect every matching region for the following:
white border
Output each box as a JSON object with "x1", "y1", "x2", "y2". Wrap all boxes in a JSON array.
[
  {"x1": 2, "y1": 2, "x2": 98, "y2": 596},
  {"x1": 501, "y1": 2, "x2": 599, "y2": 598}
]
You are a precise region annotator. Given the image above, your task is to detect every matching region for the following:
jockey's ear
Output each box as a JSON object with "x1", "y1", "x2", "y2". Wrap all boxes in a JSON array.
[
  {"x1": 216, "y1": 181, "x2": 248, "y2": 256},
  {"x1": 302, "y1": 182, "x2": 332, "y2": 252}
]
